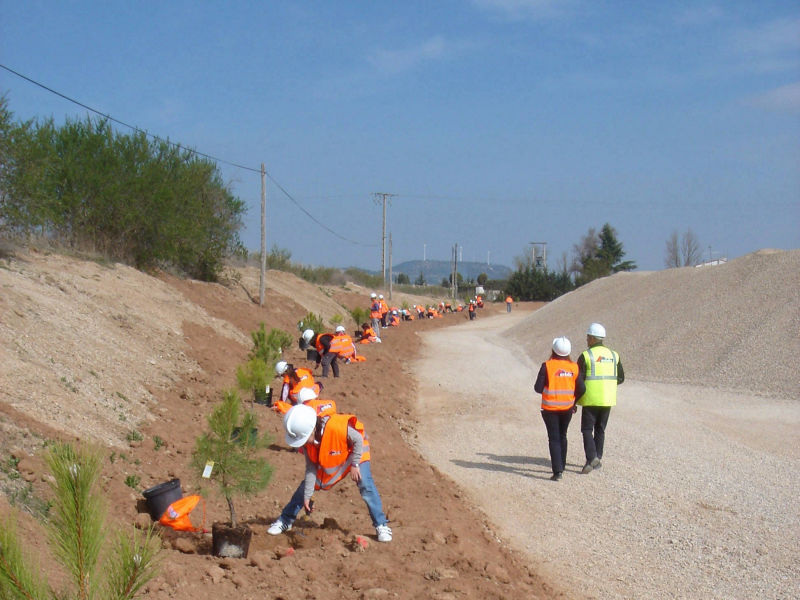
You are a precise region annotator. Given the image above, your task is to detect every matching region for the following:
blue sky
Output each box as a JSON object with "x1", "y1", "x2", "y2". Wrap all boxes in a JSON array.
[{"x1": 2, "y1": 1, "x2": 798, "y2": 272}]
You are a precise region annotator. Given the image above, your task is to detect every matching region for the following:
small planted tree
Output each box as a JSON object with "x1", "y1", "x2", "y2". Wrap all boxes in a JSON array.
[
  {"x1": 191, "y1": 390, "x2": 273, "y2": 557},
  {"x1": 297, "y1": 312, "x2": 323, "y2": 335},
  {"x1": 0, "y1": 442, "x2": 161, "y2": 599}
]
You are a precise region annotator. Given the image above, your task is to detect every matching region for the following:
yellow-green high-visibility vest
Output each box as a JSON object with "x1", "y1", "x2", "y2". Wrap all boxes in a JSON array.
[{"x1": 578, "y1": 345, "x2": 620, "y2": 407}]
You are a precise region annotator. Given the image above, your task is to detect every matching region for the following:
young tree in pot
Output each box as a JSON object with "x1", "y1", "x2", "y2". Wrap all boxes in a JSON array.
[
  {"x1": 236, "y1": 357, "x2": 271, "y2": 405},
  {"x1": 191, "y1": 389, "x2": 273, "y2": 558}
]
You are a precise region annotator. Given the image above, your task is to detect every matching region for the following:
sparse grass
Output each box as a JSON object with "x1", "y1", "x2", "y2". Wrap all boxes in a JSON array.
[
  {"x1": 153, "y1": 436, "x2": 165, "y2": 451},
  {"x1": 59, "y1": 376, "x2": 79, "y2": 393},
  {"x1": 126, "y1": 430, "x2": 143, "y2": 443},
  {"x1": 124, "y1": 474, "x2": 140, "y2": 489}
]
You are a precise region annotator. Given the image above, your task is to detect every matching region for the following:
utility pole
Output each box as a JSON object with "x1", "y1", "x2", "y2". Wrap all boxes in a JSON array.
[
  {"x1": 259, "y1": 163, "x2": 267, "y2": 307},
  {"x1": 373, "y1": 192, "x2": 396, "y2": 288},
  {"x1": 529, "y1": 241, "x2": 547, "y2": 270},
  {"x1": 388, "y1": 233, "x2": 393, "y2": 300}
]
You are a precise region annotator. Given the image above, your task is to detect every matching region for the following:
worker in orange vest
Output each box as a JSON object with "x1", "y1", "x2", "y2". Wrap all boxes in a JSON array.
[
  {"x1": 468, "y1": 301, "x2": 476, "y2": 320},
  {"x1": 378, "y1": 294, "x2": 389, "y2": 327},
  {"x1": 301, "y1": 329, "x2": 339, "y2": 378},
  {"x1": 268, "y1": 404, "x2": 392, "y2": 543},
  {"x1": 358, "y1": 323, "x2": 380, "y2": 344},
  {"x1": 505, "y1": 295, "x2": 513, "y2": 313},
  {"x1": 533, "y1": 337, "x2": 585, "y2": 481},
  {"x1": 272, "y1": 386, "x2": 336, "y2": 417},
  {"x1": 369, "y1": 293, "x2": 382, "y2": 336},
  {"x1": 273, "y1": 361, "x2": 323, "y2": 413}
]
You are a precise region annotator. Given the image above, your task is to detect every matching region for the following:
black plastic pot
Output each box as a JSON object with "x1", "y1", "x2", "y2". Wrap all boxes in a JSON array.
[
  {"x1": 212, "y1": 522, "x2": 253, "y2": 558},
  {"x1": 253, "y1": 387, "x2": 272, "y2": 406},
  {"x1": 142, "y1": 478, "x2": 182, "y2": 521}
]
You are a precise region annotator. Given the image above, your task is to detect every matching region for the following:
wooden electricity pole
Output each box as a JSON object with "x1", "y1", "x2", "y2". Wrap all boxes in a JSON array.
[
  {"x1": 259, "y1": 163, "x2": 267, "y2": 307},
  {"x1": 373, "y1": 192, "x2": 396, "y2": 288}
]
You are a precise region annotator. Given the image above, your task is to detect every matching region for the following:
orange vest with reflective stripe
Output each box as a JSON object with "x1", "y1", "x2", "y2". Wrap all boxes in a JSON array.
[
  {"x1": 304, "y1": 414, "x2": 371, "y2": 490},
  {"x1": 329, "y1": 333, "x2": 355, "y2": 357},
  {"x1": 379, "y1": 300, "x2": 388, "y2": 316},
  {"x1": 273, "y1": 396, "x2": 336, "y2": 417},
  {"x1": 541, "y1": 358, "x2": 579, "y2": 411},
  {"x1": 370, "y1": 301, "x2": 381, "y2": 319},
  {"x1": 314, "y1": 333, "x2": 334, "y2": 353}
]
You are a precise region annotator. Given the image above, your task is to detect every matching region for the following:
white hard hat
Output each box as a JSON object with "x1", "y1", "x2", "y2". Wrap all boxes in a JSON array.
[
  {"x1": 335, "y1": 325, "x2": 346, "y2": 333},
  {"x1": 275, "y1": 360, "x2": 289, "y2": 376},
  {"x1": 379, "y1": 294, "x2": 384, "y2": 299},
  {"x1": 284, "y1": 404, "x2": 317, "y2": 448},
  {"x1": 552, "y1": 337, "x2": 571, "y2": 357},
  {"x1": 370, "y1": 292, "x2": 377, "y2": 298},
  {"x1": 297, "y1": 387, "x2": 317, "y2": 402},
  {"x1": 586, "y1": 323, "x2": 606, "y2": 338},
  {"x1": 302, "y1": 329, "x2": 315, "y2": 343}
]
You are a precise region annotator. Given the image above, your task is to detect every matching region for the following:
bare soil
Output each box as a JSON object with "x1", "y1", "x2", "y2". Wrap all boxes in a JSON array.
[{"x1": 0, "y1": 248, "x2": 554, "y2": 600}]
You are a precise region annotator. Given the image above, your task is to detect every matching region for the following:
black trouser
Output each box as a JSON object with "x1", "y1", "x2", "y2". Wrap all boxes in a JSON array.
[
  {"x1": 580, "y1": 406, "x2": 611, "y2": 462},
  {"x1": 320, "y1": 352, "x2": 339, "y2": 378},
  {"x1": 541, "y1": 410, "x2": 573, "y2": 474}
]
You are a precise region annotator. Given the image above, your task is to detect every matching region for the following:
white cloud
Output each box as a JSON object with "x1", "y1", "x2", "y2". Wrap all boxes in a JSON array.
[
  {"x1": 731, "y1": 16, "x2": 800, "y2": 73},
  {"x1": 470, "y1": 0, "x2": 569, "y2": 20},
  {"x1": 747, "y1": 81, "x2": 800, "y2": 113},
  {"x1": 368, "y1": 36, "x2": 450, "y2": 74},
  {"x1": 673, "y1": 5, "x2": 725, "y2": 27}
]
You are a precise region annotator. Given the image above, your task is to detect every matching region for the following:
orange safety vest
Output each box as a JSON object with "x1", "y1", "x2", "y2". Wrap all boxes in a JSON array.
[
  {"x1": 369, "y1": 301, "x2": 382, "y2": 319},
  {"x1": 274, "y1": 396, "x2": 337, "y2": 417},
  {"x1": 304, "y1": 414, "x2": 371, "y2": 490},
  {"x1": 541, "y1": 358, "x2": 579, "y2": 411},
  {"x1": 468, "y1": 303, "x2": 475, "y2": 312},
  {"x1": 379, "y1": 299, "x2": 389, "y2": 316},
  {"x1": 329, "y1": 333, "x2": 355, "y2": 357},
  {"x1": 505, "y1": 296, "x2": 513, "y2": 303},
  {"x1": 314, "y1": 333, "x2": 334, "y2": 354}
]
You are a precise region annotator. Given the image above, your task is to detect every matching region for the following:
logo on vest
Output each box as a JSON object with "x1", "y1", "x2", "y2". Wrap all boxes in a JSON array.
[{"x1": 555, "y1": 369, "x2": 574, "y2": 377}]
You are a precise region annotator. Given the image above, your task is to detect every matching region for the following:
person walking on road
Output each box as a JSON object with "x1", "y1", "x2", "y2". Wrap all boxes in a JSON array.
[
  {"x1": 576, "y1": 323, "x2": 624, "y2": 474},
  {"x1": 505, "y1": 295, "x2": 513, "y2": 313},
  {"x1": 268, "y1": 404, "x2": 393, "y2": 543},
  {"x1": 534, "y1": 337, "x2": 585, "y2": 480}
]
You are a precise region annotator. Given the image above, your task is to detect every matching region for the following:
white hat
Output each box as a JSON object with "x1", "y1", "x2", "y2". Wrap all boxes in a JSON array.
[
  {"x1": 586, "y1": 323, "x2": 606, "y2": 338},
  {"x1": 297, "y1": 387, "x2": 317, "y2": 403},
  {"x1": 552, "y1": 337, "x2": 571, "y2": 357},
  {"x1": 370, "y1": 292, "x2": 377, "y2": 298},
  {"x1": 335, "y1": 325, "x2": 346, "y2": 333},
  {"x1": 379, "y1": 294, "x2": 384, "y2": 299},
  {"x1": 302, "y1": 329, "x2": 315, "y2": 343},
  {"x1": 284, "y1": 404, "x2": 317, "y2": 448},
  {"x1": 274, "y1": 360, "x2": 289, "y2": 376}
]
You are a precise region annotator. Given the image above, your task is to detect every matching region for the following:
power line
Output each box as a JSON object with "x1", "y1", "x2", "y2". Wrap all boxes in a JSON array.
[{"x1": 0, "y1": 63, "x2": 376, "y2": 247}]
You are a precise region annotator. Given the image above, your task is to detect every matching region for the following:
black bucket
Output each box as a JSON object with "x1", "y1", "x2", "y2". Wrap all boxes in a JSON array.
[
  {"x1": 142, "y1": 478, "x2": 183, "y2": 521},
  {"x1": 306, "y1": 349, "x2": 319, "y2": 362}
]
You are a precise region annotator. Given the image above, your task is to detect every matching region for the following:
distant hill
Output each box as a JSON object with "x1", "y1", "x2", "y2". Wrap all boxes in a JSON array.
[{"x1": 391, "y1": 260, "x2": 512, "y2": 284}]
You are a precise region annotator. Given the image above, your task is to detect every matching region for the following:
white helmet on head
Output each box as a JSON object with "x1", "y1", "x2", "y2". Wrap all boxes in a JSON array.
[
  {"x1": 552, "y1": 337, "x2": 571, "y2": 357},
  {"x1": 379, "y1": 294, "x2": 384, "y2": 299},
  {"x1": 302, "y1": 329, "x2": 315, "y2": 343},
  {"x1": 370, "y1": 292, "x2": 377, "y2": 299},
  {"x1": 275, "y1": 360, "x2": 289, "y2": 376},
  {"x1": 297, "y1": 387, "x2": 317, "y2": 402},
  {"x1": 586, "y1": 323, "x2": 606, "y2": 338},
  {"x1": 335, "y1": 325, "x2": 346, "y2": 333},
  {"x1": 284, "y1": 404, "x2": 317, "y2": 448}
]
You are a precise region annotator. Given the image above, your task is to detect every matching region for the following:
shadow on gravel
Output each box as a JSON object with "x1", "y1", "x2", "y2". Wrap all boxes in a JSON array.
[{"x1": 451, "y1": 453, "x2": 553, "y2": 479}]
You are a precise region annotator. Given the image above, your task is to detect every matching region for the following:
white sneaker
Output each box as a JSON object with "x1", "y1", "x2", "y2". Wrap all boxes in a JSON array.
[
  {"x1": 376, "y1": 524, "x2": 392, "y2": 543},
  {"x1": 267, "y1": 519, "x2": 292, "y2": 535}
]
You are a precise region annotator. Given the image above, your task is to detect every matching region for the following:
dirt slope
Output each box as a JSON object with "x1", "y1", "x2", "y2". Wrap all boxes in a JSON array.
[{"x1": 0, "y1": 248, "x2": 553, "y2": 600}]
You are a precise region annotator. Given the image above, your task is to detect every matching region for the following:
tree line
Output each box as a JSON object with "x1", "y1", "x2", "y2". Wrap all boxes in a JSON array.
[{"x1": 0, "y1": 95, "x2": 245, "y2": 280}]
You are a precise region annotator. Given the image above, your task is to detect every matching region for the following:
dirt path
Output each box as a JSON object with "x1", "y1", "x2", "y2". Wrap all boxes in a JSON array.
[{"x1": 412, "y1": 308, "x2": 800, "y2": 600}]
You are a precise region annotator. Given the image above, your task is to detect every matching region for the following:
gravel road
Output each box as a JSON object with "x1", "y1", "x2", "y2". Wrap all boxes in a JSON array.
[{"x1": 412, "y1": 307, "x2": 800, "y2": 600}]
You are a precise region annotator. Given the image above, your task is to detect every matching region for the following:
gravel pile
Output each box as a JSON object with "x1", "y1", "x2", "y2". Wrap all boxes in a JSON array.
[
  {"x1": 510, "y1": 248, "x2": 800, "y2": 398},
  {"x1": 414, "y1": 249, "x2": 800, "y2": 600}
]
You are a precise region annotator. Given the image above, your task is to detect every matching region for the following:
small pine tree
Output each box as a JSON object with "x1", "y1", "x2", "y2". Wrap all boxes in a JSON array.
[
  {"x1": 191, "y1": 390, "x2": 273, "y2": 528},
  {"x1": 0, "y1": 442, "x2": 161, "y2": 600}
]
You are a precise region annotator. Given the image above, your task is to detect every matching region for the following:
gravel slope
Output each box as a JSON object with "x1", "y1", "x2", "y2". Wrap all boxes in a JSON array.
[{"x1": 412, "y1": 250, "x2": 800, "y2": 600}]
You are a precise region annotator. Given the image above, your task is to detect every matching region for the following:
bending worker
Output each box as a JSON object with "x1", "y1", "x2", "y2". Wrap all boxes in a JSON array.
[
  {"x1": 273, "y1": 361, "x2": 323, "y2": 414},
  {"x1": 300, "y1": 328, "x2": 340, "y2": 378},
  {"x1": 268, "y1": 403, "x2": 393, "y2": 543},
  {"x1": 577, "y1": 322, "x2": 624, "y2": 474},
  {"x1": 533, "y1": 337, "x2": 585, "y2": 480}
]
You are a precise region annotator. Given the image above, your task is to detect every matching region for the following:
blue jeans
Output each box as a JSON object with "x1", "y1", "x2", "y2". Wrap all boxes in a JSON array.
[{"x1": 280, "y1": 460, "x2": 388, "y2": 527}]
